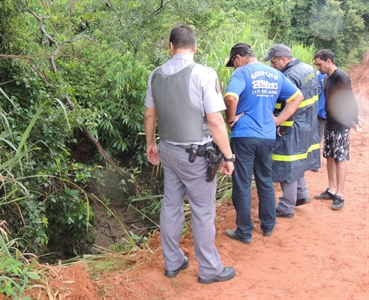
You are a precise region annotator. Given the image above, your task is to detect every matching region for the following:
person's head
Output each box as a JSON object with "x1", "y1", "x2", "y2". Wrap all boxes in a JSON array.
[
  {"x1": 225, "y1": 43, "x2": 255, "y2": 69},
  {"x1": 263, "y1": 44, "x2": 293, "y2": 71},
  {"x1": 314, "y1": 49, "x2": 336, "y2": 76},
  {"x1": 169, "y1": 25, "x2": 196, "y2": 56}
]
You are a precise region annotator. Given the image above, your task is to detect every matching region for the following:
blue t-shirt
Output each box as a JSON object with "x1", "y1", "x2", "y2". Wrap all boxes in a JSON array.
[
  {"x1": 224, "y1": 62, "x2": 300, "y2": 139},
  {"x1": 317, "y1": 72, "x2": 327, "y2": 119}
]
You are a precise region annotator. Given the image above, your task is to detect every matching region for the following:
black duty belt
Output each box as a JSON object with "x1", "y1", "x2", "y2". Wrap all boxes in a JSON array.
[
  {"x1": 179, "y1": 142, "x2": 212, "y2": 156},
  {"x1": 177, "y1": 142, "x2": 223, "y2": 182}
]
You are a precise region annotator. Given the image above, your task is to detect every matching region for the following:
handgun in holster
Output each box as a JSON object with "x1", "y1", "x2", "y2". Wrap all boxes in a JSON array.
[{"x1": 205, "y1": 143, "x2": 224, "y2": 182}]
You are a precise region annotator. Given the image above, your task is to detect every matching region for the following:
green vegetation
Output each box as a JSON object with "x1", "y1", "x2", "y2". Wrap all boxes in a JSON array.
[
  {"x1": 289, "y1": 0, "x2": 368, "y2": 66},
  {"x1": 0, "y1": 0, "x2": 368, "y2": 296},
  {"x1": 0, "y1": 221, "x2": 47, "y2": 299}
]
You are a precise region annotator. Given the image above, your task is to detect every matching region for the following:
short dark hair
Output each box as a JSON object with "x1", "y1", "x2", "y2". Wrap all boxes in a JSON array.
[
  {"x1": 314, "y1": 49, "x2": 335, "y2": 64},
  {"x1": 169, "y1": 25, "x2": 196, "y2": 50}
]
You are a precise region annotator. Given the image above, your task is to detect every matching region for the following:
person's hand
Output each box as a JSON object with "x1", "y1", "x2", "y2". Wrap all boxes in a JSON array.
[
  {"x1": 146, "y1": 145, "x2": 160, "y2": 165},
  {"x1": 234, "y1": 112, "x2": 244, "y2": 123},
  {"x1": 352, "y1": 121, "x2": 363, "y2": 132},
  {"x1": 220, "y1": 161, "x2": 234, "y2": 176},
  {"x1": 227, "y1": 112, "x2": 244, "y2": 130},
  {"x1": 276, "y1": 126, "x2": 282, "y2": 137},
  {"x1": 276, "y1": 126, "x2": 289, "y2": 137}
]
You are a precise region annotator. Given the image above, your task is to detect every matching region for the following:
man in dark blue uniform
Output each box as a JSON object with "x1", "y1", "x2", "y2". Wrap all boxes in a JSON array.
[{"x1": 263, "y1": 44, "x2": 321, "y2": 218}]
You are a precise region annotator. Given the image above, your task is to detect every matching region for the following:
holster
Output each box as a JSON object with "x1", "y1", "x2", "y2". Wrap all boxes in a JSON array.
[
  {"x1": 186, "y1": 143, "x2": 210, "y2": 162},
  {"x1": 185, "y1": 142, "x2": 224, "y2": 181},
  {"x1": 205, "y1": 143, "x2": 224, "y2": 182}
]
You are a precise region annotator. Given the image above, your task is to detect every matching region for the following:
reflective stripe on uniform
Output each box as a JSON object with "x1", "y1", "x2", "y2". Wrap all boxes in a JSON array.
[
  {"x1": 274, "y1": 94, "x2": 318, "y2": 110},
  {"x1": 298, "y1": 94, "x2": 318, "y2": 108},
  {"x1": 275, "y1": 102, "x2": 282, "y2": 109},
  {"x1": 281, "y1": 120, "x2": 294, "y2": 127},
  {"x1": 272, "y1": 143, "x2": 320, "y2": 162}
]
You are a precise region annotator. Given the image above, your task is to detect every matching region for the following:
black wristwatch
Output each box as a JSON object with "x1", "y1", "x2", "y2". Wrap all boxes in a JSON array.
[{"x1": 224, "y1": 154, "x2": 236, "y2": 162}]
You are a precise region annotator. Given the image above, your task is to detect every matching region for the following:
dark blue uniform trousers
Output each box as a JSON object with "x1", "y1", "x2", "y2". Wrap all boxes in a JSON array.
[{"x1": 231, "y1": 137, "x2": 276, "y2": 240}]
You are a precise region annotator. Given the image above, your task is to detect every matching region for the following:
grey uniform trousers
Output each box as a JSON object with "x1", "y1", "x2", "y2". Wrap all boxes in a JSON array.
[
  {"x1": 158, "y1": 140, "x2": 224, "y2": 279},
  {"x1": 276, "y1": 176, "x2": 309, "y2": 214}
]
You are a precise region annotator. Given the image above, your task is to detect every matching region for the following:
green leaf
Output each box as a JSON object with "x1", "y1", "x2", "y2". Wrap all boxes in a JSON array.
[{"x1": 26, "y1": 272, "x2": 41, "y2": 280}]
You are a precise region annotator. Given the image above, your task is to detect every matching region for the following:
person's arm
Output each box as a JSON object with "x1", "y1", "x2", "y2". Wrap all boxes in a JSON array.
[
  {"x1": 144, "y1": 107, "x2": 160, "y2": 165},
  {"x1": 207, "y1": 111, "x2": 234, "y2": 176},
  {"x1": 223, "y1": 70, "x2": 246, "y2": 129},
  {"x1": 349, "y1": 86, "x2": 360, "y2": 125},
  {"x1": 274, "y1": 99, "x2": 296, "y2": 136},
  {"x1": 350, "y1": 93, "x2": 362, "y2": 132},
  {"x1": 224, "y1": 94, "x2": 244, "y2": 129},
  {"x1": 224, "y1": 94, "x2": 238, "y2": 124},
  {"x1": 274, "y1": 91, "x2": 304, "y2": 126}
]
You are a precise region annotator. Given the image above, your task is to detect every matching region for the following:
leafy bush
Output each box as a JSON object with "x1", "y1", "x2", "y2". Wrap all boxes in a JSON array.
[{"x1": 0, "y1": 223, "x2": 42, "y2": 300}]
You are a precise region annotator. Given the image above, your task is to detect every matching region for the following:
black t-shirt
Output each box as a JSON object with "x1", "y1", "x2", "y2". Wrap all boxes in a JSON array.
[{"x1": 324, "y1": 68, "x2": 359, "y2": 130}]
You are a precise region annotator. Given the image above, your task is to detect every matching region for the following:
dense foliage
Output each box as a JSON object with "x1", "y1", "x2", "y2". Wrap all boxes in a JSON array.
[
  {"x1": 0, "y1": 0, "x2": 368, "y2": 268},
  {"x1": 289, "y1": 0, "x2": 368, "y2": 65}
]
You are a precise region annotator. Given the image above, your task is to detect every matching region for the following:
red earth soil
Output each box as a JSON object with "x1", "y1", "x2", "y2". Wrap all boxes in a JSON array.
[{"x1": 2, "y1": 53, "x2": 368, "y2": 300}]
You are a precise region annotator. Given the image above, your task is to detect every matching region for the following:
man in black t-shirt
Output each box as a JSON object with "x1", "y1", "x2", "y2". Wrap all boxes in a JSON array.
[{"x1": 313, "y1": 49, "x2": 362, "y2": 210}]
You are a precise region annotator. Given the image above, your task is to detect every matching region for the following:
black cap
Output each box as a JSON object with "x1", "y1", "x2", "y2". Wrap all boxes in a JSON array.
[
  {"x1": 225, "y1": 43, "x2": 253, "y2": 67},
  {"x1": 263, "y1": 44, "x2": 292, "y2": 61}
]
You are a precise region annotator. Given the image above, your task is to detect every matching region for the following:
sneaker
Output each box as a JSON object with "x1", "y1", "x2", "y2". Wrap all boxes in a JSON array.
[
  {"x1": 331, "y1": 195, "x2": 344, "y2": 210},
  {"x1": 314, "y1": 188, "x2": 335, "y2": 200}
]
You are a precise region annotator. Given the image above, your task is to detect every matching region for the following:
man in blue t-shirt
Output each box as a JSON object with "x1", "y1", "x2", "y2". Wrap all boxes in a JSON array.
[{"x1": 223, "y1": 43, "x2": 304, "y2": 243}]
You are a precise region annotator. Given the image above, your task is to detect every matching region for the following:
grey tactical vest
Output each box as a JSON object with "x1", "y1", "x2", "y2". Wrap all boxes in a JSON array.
[{"x1": 151, "y1": 64, "x2": 209, "y2": 143}]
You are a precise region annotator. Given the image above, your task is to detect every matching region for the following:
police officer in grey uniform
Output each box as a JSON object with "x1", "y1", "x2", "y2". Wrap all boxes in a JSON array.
[{"x1": 144, "y1": 25, "x2": 236, "y2": 284}]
